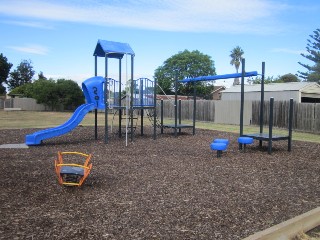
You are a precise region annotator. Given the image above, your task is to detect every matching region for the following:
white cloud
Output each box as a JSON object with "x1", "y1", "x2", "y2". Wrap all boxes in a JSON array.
[
  {"x1": 0, "y1": 0, "x2": 289, "y2": 34},
  {"x1": 8, "y1": 44, "x2": 49, "y2": 55},
  {"x1": 2, "y1": 20, "x2": 54, "y2": 29}
]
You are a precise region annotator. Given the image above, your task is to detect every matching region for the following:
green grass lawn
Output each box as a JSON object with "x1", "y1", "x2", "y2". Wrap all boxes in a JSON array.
[{"x1": 0, "y1": 110, "x2": 319, "y2": 143}]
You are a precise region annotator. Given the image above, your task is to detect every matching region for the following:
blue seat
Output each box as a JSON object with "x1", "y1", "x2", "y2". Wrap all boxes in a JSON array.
[
  {"x1": 238, "y1": 137, "x2": 254, "y2": 152},
  {"x1": 210, "y1": 142, "x2": 227, "y2": 158},
  {"x1": 213, "y1": 138, "x2": 229, "y2": 146}
]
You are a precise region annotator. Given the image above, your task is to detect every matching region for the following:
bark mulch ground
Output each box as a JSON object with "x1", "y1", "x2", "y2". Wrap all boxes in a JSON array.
[{"x1": 0, "y1": 126, "x2": 319, "y2": 240}]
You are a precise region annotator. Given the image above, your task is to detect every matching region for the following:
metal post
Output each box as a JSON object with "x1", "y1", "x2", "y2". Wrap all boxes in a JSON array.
[
  {"x1": 94, "y1": 55, "x2": 97, "y2": 76},
  {"x1": 239, "y1": 58, "x2": 245, "y2": 149},
  {"x1": 104, "y1": 54, "x2": 108, "y2": 143},
  {"x1": 259, "y1": 62, "x2": 265, "y2": 147},
  {"x1": 174, "y1": 77, "x2": 178, "y2": 137},
  {"x1": 268, "y1": 97, "x2": 274, "y2": 154},
  {"x1": 94, "y1": 109, "x2": 98, "y2": 140},
  {"x1": 161, "y1": 100, "x2": 164, "y2": 134},
  {"x1": 94, "y1": 55, "x2": 98, "y2": 140},
  {"x1": 119, "y1": 58, "x2": 122, "y2": 138},
  {"x1": 130, "y1": 55, "x2": 134, "y2": 141},
  {"x1": 288, "y1": 98, "x2": 293, "y2": 151},
  {"x1": 140, "y1": 78, "x2": 144, "y2": 136},
  {"x1": 153, "y1": 78, "x2": 157, "y2": 140},
  {"x1": 193, "y1": 81, "x2": 196, "y2": 135},
  {"x1": 178, "y1": 99, "x2": 182, "y2": 134}
]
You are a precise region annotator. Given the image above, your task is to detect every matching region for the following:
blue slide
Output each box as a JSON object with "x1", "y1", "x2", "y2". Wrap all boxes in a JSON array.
[{"x1": 25, "y1": 103, "x2": 95, "y2": 145}]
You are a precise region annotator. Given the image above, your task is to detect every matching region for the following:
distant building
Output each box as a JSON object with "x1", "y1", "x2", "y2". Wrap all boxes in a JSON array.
[
  {"x1": 221, "y1": 82, "x2": 320, "y2": 103},
  {"x1": 211, "y1": 86, "x2": 226, "y2": 100}
]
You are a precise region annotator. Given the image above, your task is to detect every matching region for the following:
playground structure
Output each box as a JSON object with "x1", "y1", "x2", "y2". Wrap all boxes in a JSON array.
[
  {"x1": 238, "y1": 60, "x2": 294, "y2": 154},
  {"x1": 180, "y1": 59, "x2": 294, "y2": 154},
  {"x1": 25, "y1": 40, "x2": 294, "y2": 154},
  {"x1": 54, "y1": 151, "x2": 92, "y2": 187},
  {"x1": 92, "y1": 39, "x2": 158, "y2": 145},
  {"x1": 25, "y1": 40, "x2": 159, "y2": 146}
]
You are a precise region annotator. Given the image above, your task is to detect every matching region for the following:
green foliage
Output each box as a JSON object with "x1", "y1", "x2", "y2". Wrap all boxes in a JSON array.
[
  {"x1": 307, "y1": 62, "x2": 320, "y2": 83},
  {"x1": 56, "y1": 79, "x2": 84, "y2": 110},
  {"x1": 0, "y1": 53, "x2": 13, "y2": 94},
  {"x1": 278, "y1": 73, "x2": 299, "y2": 83},
  {"x1": 251, "y1": 73, "x2": 300, "y2": 84},
  {"x1": 154, "y1": 50, "x2": 216, "y2": 97},
  {"x1": 7, "y1": 59, "x2": 35, "y2": 90},
  {"x1": 9, "y1": 77, "x2": 84, "y2": 110},
  {"x1": 9, "y1": 83, "x2": 34, "y2": 97},
  {"x1": 32, "y1": 79, "x2": 59, "y2": 110},
  {"x1": 251, "y1": 76, "x2": 275, "y2": 84},
  {"x1": 38, "y1": 71, "x2": 47, "y2": 80},
  {"x1": 298, "y1": 28, "x2": 320, "y2": 82}
]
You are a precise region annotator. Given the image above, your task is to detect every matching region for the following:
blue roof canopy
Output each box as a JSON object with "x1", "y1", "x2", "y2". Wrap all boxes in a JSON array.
[
  {"x1": 93, "y1": 39, "x2": 135, "y2": 59},
  {"x1": 180, "y1": 71, "x2": 258, "y2": 83}
]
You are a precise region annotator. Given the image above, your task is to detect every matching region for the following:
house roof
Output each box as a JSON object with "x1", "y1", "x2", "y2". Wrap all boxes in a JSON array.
[
  {"x1": 212, "y1": 86, "x2": 226, "y2": 93},
  {"x1": 93, "y1": 39, "x2": 135, "y2": 59},
  {"x1": 222, "y1": 82, "x2": 320, "y2": 93}
]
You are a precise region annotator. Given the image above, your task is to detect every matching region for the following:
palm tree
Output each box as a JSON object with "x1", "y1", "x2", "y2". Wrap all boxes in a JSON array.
[{"x1": 230, "y1": 46, "x2": 244, "y2": 85}]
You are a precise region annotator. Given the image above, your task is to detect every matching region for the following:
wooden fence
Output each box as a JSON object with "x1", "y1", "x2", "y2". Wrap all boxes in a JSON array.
[
  {"x1": 1, "y1": 98, "x2": 319, "y2": 133},
  {"x1": 251, "y1": 101, "x2": 320, "y2": 133},
  {"x1": 159, "y1": 100, "x2": 320, "y2": 133}
]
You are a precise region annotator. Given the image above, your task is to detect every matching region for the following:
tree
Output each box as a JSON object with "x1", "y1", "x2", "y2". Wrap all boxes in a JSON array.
[
  {"x1": 0, "y1": 53, "x2": 13, "y2": 94},
  {"x1": 31, "y1": 78, "x2": 60, "y2": 110},
  {"x1": 154, "y1": 50, "x2": 216, "y2": 96},
  {"x1": 56, "y1": 79, "x2": 84, "y2": 110},
  {"x1": 230, "y1": 46, "x2": 244, "y2": 85},
  {"x1": 307, "y1": 62, "x2": 320, "y2": 83},
  {"x1": 9, "y1": 77, "x2": 85, "y2": 110},
  {"x1": 251, "y1": 73, "x2": 299, "y2": 84},
  {"x1": 298, "y1": 28, "x2": 320, "y2": 81},
  {"x1": 7, "y1": 59, "x2": 35, "y2": 90},
  {"x1": 251, "y1": 76, "x2": 275, "y2": 84},
  {"x1": 278, "y1": 73, "x2": 299, "y2": 83},
  {"x1": 38, "y1": 71, "x2": 47, "y2": 80}
]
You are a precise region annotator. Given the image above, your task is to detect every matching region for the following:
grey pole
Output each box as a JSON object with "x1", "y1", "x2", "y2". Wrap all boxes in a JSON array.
[
  {"x1": 239, "y1": 58, "x2": 245, "y2": 150},
  {"x1": 130, "y1": 54, "x2": 134, "y2": 141},
  {"x1": 288, "y1": 98, "x2": 293, "y2": 151},
  {"x1": 259, "y1": 62, "x2": 265, "y2": 147},
  {"x1": 268, "y1": 97, "x2": 274, "y2": 154},
  {"x1": 240, "y1": 59, "x2": 245, "y2": 136},
  {"x1": 174, "y1": 77, "x2": 178, "y2": 137},
  {"x1": 105, "y1": 54, "x2": 109, "y2": 143},
  {"x1": 119, "y1": 58, "x2": 122, "y2": 138},
  {"x1": 94, "y1": 55, "x2": 98, "y2": 140}
]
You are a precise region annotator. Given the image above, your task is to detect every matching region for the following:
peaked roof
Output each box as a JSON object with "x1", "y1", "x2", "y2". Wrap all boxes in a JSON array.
[
  {"x1": 222, "y1": 82, "x2": 320, "y2": 93},
  {"x1": 93, "y1": 39, "x2": 135, "y2": 59}
]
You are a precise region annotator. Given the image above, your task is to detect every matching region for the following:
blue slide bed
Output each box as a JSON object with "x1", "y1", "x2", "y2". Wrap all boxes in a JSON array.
[{"x1": 25, "y1": 103, "x2": 95, "y2": 145}]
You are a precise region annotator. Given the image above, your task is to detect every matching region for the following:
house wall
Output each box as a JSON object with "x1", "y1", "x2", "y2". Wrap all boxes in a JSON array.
[
  {"x1": 214, "y1": 100, "x2": 252, "y2": 125},
  {"x1": 221, "y1": 91, "x2": 301, "y2": 102},
  {"x1": 4, "y1": 98, "x2": 48, "y2": 111}
]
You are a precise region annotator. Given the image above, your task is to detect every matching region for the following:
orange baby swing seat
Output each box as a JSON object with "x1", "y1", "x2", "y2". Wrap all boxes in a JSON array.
[{"x1": 54, "y1": 151, "x2": 92, "y2": 187}]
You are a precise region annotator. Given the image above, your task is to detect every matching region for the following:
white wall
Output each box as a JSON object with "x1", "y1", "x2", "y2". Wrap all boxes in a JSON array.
[
  {"x1": 221, "y1": 91, "x2": 300, "y2": 102},
  {"x1": 215, "y1": 100, "x2": 252, "y2": 125}
]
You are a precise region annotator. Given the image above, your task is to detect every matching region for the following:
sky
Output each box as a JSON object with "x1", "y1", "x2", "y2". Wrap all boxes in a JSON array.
[{"x1": 0, "y1": 0, "x2": 319, "y2": 88}]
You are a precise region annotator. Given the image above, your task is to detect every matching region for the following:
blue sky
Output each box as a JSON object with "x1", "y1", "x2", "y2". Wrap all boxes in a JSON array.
[{"x1": 0, "y1": 0, "x2": 319, "y2": 88}]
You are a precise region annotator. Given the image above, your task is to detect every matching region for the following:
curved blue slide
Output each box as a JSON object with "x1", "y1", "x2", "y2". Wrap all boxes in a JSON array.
[{"x1": 25, "y1": 103, "x2": 95, "y2": 145}]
